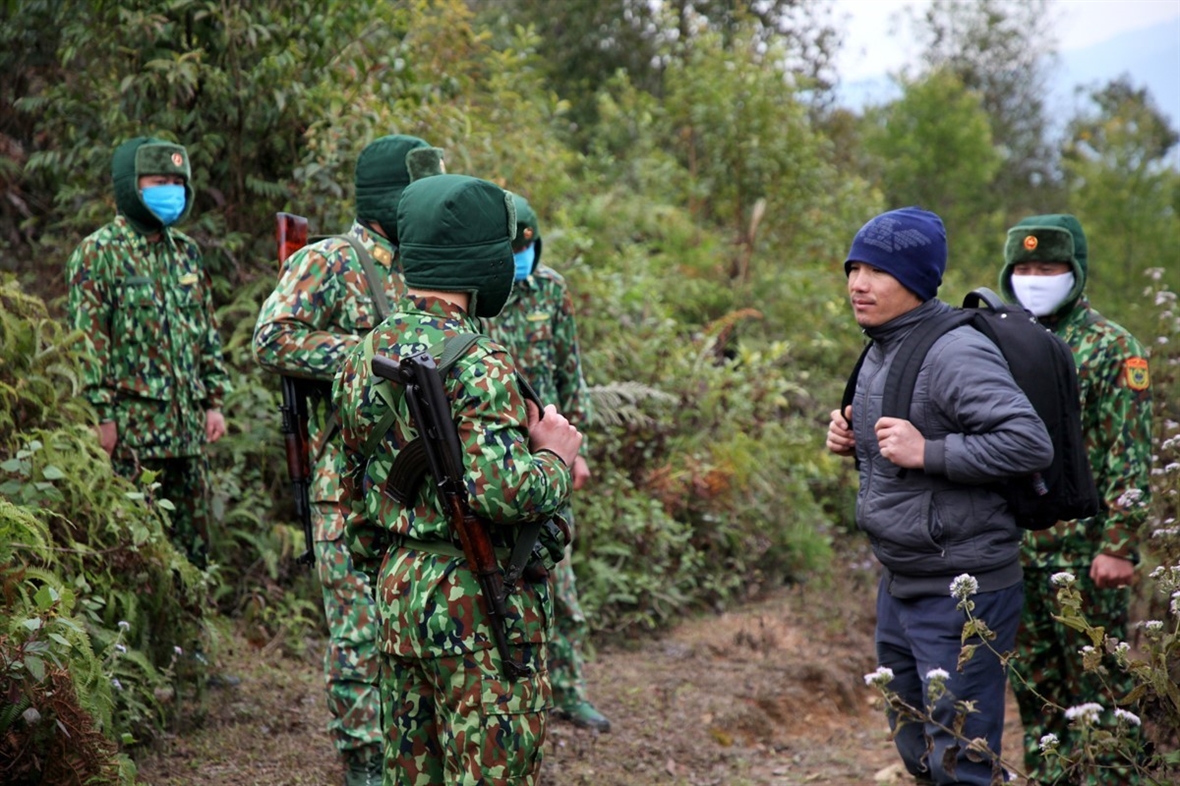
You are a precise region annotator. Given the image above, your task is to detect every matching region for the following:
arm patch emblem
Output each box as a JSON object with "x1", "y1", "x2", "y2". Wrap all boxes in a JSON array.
[{"x1": 1125, "y1": 356, "x2": 1150, "y2": 391}]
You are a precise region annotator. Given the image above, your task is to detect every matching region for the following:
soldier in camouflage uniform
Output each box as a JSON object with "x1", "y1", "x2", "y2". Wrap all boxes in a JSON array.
[
  {"x1": 999, "y1": 214, "x2": 1153, "y2": 785},
  {"x1": 66, "y1": 136, "x2": 231, "y2": 570},
  {"x1": 253, "y1": 135, "x2": 444, "y2": 786},
  {"x1": 483, "y1": 193, "x2": 610, "y2": 733},
  {"x1": 335, "y1": 174, "x2": 581, "y2": 786}
]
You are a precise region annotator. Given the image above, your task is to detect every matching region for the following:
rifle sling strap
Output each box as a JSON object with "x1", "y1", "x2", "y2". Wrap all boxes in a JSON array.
[{"x1": 318, "y1": 233, "x2": 393, "y2": 323}]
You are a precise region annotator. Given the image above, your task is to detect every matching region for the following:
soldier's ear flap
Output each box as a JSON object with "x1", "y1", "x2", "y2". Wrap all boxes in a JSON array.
[{"x1": 406, "y1": 148, "x2": 445, "y2": 183}]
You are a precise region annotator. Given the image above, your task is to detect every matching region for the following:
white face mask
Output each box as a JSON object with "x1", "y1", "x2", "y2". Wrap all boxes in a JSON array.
[{"x1": 1011, "y1": 272, "x2": 1076, "y2": 317}]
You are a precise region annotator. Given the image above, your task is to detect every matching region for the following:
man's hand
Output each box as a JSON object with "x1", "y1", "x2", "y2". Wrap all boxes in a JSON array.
[
  {"x1": 1091, "y1": 553, "x2": 1135, "y2": 589},
  {"x1": 526, "y1": 400, "x2": 583, "y2": 467},
  {"x1": 826, "y1": 406, "x2": 855, "y2": 457},
  {"x1": 874, "y1": 417, "x2": 925, "y2": 469},
  {"x1": 96, "y1": 420, "x2": 117, "y2": 456},
  {"x1": 572, "y1": 455, "x2": 591, "y2": 491},
  {"x1": 206, "y1": 409, "x2": 227, "y2": 443}
]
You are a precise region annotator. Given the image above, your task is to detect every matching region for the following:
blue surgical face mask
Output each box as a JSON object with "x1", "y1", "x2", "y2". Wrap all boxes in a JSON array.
[
  {"x1": 140, "y1": 184, "x2": 187, "y2": 226},
  {"x1": 513, "y1": 243, "x2": 536, "y2": 281}
]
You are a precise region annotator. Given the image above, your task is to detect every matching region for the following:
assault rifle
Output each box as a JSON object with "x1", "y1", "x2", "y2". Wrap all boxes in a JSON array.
[
  {"x1": 371, "y1": 350, "x2": 534, "y2": 680},
  {"x1": 275, "y1": 212, "x2": 318, "y2": 566}
]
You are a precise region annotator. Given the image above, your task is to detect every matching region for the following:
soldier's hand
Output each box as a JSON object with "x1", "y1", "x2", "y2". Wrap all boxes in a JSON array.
[
  {"x1": 206, "y1": 409, "x2": 227, "y2": 443},
  {"x1": 96, "y1": 420, "x2": 117, "y2": 456},
  {"x1": 1091, "y1": 553, "x2": 1135, "y2": 589},
  {"x1": 526, "y1": 400, "x2": 583, "y2": 467},
  {"x1": 826, "y1": 406, "x2": 855, "y2": 457},
  {"x1": 572, "y1": 455, "x2": 591, "y2": 490}
]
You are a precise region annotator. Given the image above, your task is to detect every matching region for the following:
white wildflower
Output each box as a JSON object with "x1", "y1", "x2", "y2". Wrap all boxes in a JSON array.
[
  {"x1": 1145, "y1": 267, "x2": 1165, "y2": 281},
  {"x1": 1144, "y1": 620, "x2": 1164, "y2": 634},
  {"x1": 174, "y1": 646, "x2": 184, "y2": 656},
  {"x1": 115, "y1": 644, "x2": 127, "y2": 654},
  {"x1": 1064, "y1": 703, "x2": 1104, "y2": 724},
  {"x1": 1051, "y1": 571, "x2": 1076, "y2": 587},
  {"x1": 864, "y1": 666, "x2": 895, "y2": 687},
  {"x1": 1114, "y1": 708, "x2": 1141, "y2": 727},
  {"x1": 1038, "y1": 733, "x2": 1059, "y2": 751},
  {"x1": 1117, "y1": 488, "x2": 1145, "y2": 508},
  {"x1": 117, "y1": 620, "x2": 130, "y2": 630},
  {"x1": 111, "y1": 678, "x2": 123, "y2": 691},
  {"x1": 1081, "y1": 645, "x2": 1095, "y2": 656},
  {"x1": 950, "y1": 574, "x2": 979, "y2": 600},
  {"x1": 1155, "y1": 289, "x2": 1177, "y2": 305},
  {"x1": 925, "y1": 668, "x2": 950, "y2": 682}
]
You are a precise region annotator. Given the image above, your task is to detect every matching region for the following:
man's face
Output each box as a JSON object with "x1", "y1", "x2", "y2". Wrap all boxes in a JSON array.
[
  {"x1": 847, "y1": 261, "x2": 923, "y2": 327},
  {"x1": 138, "y1": 174, "x2": 185, "y2": 189},
  {"x1": 1012, "y1": 261, "x2": 1071, "y2": 277}
]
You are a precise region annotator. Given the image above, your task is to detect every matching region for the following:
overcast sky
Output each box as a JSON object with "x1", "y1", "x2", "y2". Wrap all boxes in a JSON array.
[{"x1": 832, "y1": 0, "x2": 1180, "y2": 82}]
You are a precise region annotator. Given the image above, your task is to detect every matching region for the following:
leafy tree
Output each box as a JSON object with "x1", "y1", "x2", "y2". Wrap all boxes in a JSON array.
[
  {"x1": 474, "y1": 0, "x2": 842, "y2": 141},
  {"x1": 901, "y1": 0, "x2": 1062, "y2": 214},
  {"x1": 862, "y1": 68, "x2": 1004, "y2": 273},
  {"x1": 1062, "y1": 76, "x2": 1180, "y2": 328},
  {"x1": 14, "y1": 0, "x2": 374, "y2": 284}
]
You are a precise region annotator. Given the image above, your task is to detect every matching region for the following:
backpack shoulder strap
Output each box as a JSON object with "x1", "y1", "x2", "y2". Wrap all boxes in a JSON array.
[
  {"x1": 328, "y1": 233, "x2": 392, "y2": 323},
  {"x1": 882, "y1": 309, "x2": 972, "y2": 421},
  {"x1": 841, "y1": 341, "x2": 872, "y2": 430}
]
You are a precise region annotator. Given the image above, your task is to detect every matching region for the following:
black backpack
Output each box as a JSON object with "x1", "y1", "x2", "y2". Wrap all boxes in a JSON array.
[{"x1": 841, "y1": 288, "x2": 1101, "y2": 530}]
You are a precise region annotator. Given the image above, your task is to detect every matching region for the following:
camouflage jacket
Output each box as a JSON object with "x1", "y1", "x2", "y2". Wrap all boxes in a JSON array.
[
  {"x1": 483, "y1": 266, "x2": 592, "y2": 433},
  {"x1": 335, "y1": 295, "x2": 572, "y2": 657},
  {"x1": 66, "y1": 215, "x2": 231, "y2": 459},
  {"x1": 252, "y1": 221, "x2": 401, "y2": 523},
  {"x1": 1023, "y1": 298, "x2": 1153, "y2": 567}
]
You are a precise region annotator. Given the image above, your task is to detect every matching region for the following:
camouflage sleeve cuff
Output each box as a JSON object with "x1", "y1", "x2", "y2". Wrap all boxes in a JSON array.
[{"x1": 85, "y1": 389, "x2": 116, "y2": 421}]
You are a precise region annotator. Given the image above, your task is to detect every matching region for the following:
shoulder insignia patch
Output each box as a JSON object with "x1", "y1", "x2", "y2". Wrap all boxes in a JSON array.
[{"x1": 1125, "y1": 356, "x2": 1150, "y2": 390}]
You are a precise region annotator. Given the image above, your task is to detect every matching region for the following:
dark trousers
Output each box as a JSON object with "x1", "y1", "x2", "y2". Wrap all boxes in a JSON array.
[{"x1": 876, "y1": 577, "x2": 1024, "y2": 785}]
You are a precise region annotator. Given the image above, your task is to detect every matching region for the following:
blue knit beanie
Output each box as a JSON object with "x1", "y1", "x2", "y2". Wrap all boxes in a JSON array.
[{"x1": 843, "y1": 207, "x2": 947, "y2": 301}]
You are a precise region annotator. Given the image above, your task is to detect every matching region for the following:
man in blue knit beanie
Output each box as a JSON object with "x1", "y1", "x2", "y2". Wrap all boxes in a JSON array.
[{"x1": 827, "y1": 207, "x2": 1053, "y2": 785}]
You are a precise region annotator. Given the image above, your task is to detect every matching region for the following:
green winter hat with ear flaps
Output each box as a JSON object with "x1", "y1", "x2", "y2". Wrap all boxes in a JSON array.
[
  {"x1": 397, "y1": 174, "x2": 516, "y2": 318},
  {"x1": 111, "y1": 137, "x2": 193, "y2": 235},
  {"x1": 354, "y1": 134, "x2": 437, "y2": 244},
  {"x1": 999, "y1": 213, "x2": 1089, "y2": 318},
  {"x1": 510, "y1": 192, "x2": 543, "y2": 272}
]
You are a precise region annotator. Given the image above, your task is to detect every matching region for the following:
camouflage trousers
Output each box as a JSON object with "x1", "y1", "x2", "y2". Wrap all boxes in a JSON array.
[
  {"x1": 1010, "y1": 566, "x2": 1139, "y2": 785},
  {"x1": 381, "y1": 644, "x2": 550, "y2": 786},
  {"x1": 548, "y1": 548, "x2": 590, "y2": 708},
  {"x1": 314, "y1": 502, "x2": 382, "y2": 761},
  {"x1": 112, "y1": 454, "x2": 210, "y2": 569}
]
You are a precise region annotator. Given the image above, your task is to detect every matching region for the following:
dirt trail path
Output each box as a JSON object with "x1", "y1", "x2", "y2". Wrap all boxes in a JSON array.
[{"x1": 134, "y1": 579, "x2": 931, "y2": 786}]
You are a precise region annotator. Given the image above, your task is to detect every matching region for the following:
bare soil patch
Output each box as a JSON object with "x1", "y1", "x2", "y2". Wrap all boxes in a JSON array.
[{"x1": 134, "y1": 573, "x2": 922, "y2": 786}]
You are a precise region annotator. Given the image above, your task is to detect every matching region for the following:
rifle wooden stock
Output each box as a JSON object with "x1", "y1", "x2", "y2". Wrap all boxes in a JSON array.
[
  {"x1": 276, "y1": 211, "x2": 308, "y2": 269},
  {"x1": 371, "y1": 351, "x2": 532, "y2": 680},
  {"x1": 275, "y1": 211, "x2": 316, "y2": 566}
]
